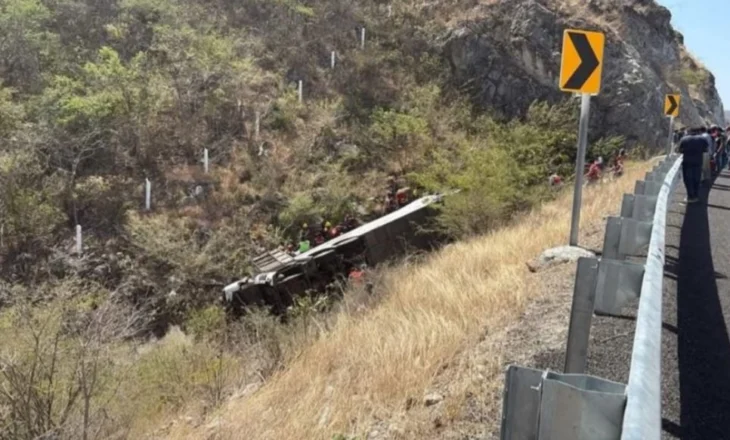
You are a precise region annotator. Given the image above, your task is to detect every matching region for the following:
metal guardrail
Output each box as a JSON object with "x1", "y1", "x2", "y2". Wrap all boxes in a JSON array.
[
  {"x1": 622, "y1": 154, "x2": 681, "y2": 440},
  {"x1": 500, "y1": 154, "x2": 682, "y2": 440}
]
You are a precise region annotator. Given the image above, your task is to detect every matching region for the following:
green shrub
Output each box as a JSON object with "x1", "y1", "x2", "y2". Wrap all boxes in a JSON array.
[
  {"x1": 680, "y1": 67, "x2": 708, "y2": 86},
  {"x1": 185, "y1": 305, "x2": 226, "y2": 341}
]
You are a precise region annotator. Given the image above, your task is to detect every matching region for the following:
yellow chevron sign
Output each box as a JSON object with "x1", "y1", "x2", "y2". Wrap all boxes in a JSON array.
[{"x1": 664, "y1": 94, "x2": 680, "y2": 117}]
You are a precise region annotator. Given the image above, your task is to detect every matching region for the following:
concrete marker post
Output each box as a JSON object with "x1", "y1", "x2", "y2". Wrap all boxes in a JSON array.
[
  {"x1": 76, "y1": 224, "x2": 82, "y2": 255},
  {"x1": 298, "y1": 80, "x2": 303, "y2": 103},
  {"x1": 255, "y1": 111, "x2": 260, "y2": 139},
  {"x1": 145, "y1": 178, "x2": 151, "y2": 211},
  {"x1": 569, "y1": 93, "x2": 592, "y2": 246},
  {"x1": 360, "y1": 27, "x2": 365, "y2": 49},
  {"x1": 331, "y1": 51, "x2": 336, "y2": 69},
  {"x1": 203, "y1": 148, "x2": 209, "y2": 173}
]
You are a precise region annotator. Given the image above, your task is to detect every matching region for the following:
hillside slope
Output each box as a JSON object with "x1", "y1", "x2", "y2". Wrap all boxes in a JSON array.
[
  {"x1": 0, "y1": 0, "x2": 724, "y2": 438},
  {"x1": 444, "y1": 0, "x2": 724, "y2": 147},
  {"x1": 160, "y1": 162, "x2": 652, "y2": 440}
]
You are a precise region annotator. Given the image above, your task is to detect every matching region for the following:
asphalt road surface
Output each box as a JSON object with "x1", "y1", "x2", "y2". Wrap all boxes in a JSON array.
[{"x1": 533, "y1": 168, "x2": 730, "y2": 439}]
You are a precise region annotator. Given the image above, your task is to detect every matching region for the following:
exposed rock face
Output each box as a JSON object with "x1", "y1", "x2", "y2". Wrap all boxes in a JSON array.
[{"x1": 443, "y1": 0, "x2": 725, "y2": 149}]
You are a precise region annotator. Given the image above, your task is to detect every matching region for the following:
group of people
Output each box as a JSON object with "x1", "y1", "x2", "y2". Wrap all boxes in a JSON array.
[
  {"x1": 548, "y1": 148, "x2": 627, "y2": 188},
  {"x1": 279, "y1": 214, "x2": 361, "y2": 256},
  {"x1": 676, "y1": 125, "x2": 728, "y2": 203},
  {"x1": 383, "y1": 176, "x2": 413, "y2": 214}
]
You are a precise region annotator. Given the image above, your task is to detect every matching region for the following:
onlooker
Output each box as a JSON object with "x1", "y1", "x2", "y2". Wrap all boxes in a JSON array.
[
  {"x1": 699, "y1": 126, "x2": 714, "y2": 182},
  {"x1": 677, "y1": 127, "x2": 708, "y2": 203}
]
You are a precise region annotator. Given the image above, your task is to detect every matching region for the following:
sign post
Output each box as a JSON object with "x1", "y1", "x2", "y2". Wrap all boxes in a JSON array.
[
  {"x1": 559, "y1": 29, "x2": 605, "y2": 247},
  {"x1": 664, "y1": 94, "x2": 680, "y2": 155}
]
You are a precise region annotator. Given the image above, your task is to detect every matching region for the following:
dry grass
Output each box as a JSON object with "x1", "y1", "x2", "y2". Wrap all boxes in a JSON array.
[{"x1": 162, "y1": 161, "x2": 653, "y2": 440}]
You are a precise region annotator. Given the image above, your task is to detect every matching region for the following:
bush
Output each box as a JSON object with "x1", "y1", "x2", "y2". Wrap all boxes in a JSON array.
[
  {"x1": 680, "y1": 67, "x2": 708, "y2": 86},
  {"x1": 185, "y1": 304, "x2": 226, "y2": 341}
]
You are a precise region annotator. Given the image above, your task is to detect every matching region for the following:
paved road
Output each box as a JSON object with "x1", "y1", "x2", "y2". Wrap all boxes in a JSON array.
[
  {"x1": 661, "y1": 170, "x2": 730, "y2": 439},
  {"x1": 533, "y1": 168, "x2": 730, "y2": 439}
]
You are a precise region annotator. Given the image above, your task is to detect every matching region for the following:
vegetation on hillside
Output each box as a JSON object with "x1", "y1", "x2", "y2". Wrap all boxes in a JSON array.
[{"x1": 0, "y1": 0, "x2": 636, "y2": 437}]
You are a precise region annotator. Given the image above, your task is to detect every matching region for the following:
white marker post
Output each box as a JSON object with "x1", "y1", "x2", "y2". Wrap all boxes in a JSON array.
[
  {"x1": 255, "y1": 111, "x2": 260, "y2": 139},
  {"x1": 388, "y1": 5, "x2": 392, "y2": 17},
  {"x1": 298, "y1": 80, "x2": 303, "y2": 103},
  {"x1": 76, "y1": 224, "x2": 82, "y2": 255},
  {"x1": 203, "y1": 148, "x2": 209, "y2": 173},
  {"x1": 145, "y1": 178, "x2": 151, "y2": 211},
  {"x1": 666, "y1": 116, "x2": 675, "y2": 155},
  {"x1": 360, "y1": 27, "x2": 365, "y2": 49},
  {"x1": 569, "y1": 93, "x2": 592, "y2": 246},
  {"x1": 331, "y1": 51, "x2": 336, "y2": 69}
]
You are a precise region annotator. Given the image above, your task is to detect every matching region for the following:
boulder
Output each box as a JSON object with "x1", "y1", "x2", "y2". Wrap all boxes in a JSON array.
[
  {"x1": 528, "y1": 246, "x2": 596, "y2": 272},
  {"x1": 424, "y1": 392, "x2": 444, "y2": 406}
]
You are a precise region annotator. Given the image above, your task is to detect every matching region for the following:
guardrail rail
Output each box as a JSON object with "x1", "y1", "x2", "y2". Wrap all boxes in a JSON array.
[{"x1": 499, "y1": 154, "x2": 682, "y2": 440}]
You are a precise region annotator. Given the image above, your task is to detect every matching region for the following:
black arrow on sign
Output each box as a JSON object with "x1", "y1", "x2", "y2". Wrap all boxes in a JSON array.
[
  {"x1": 666, "y1": 95, "x2": 678, "y2": 115},
  {"x1": 563, "y1": 32, "x2": 600, "y2": 90}
]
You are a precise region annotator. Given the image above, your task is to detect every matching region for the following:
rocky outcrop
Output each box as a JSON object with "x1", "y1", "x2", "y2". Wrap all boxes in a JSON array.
[{"x1": 443, "y1": 0, "x2": 724, "y2": 149}]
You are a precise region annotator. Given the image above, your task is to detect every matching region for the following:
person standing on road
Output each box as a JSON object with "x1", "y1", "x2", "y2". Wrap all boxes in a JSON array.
[
  {"x1": 677, "y1": 127, "x2": 709, "y2": 203},
  {"x1": 700, "y1": 126, "x2": 714, "y2": 182}
]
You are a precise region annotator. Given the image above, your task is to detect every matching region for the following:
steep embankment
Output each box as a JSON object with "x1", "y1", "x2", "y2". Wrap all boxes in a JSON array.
[
  {"x1": 160, "y1": 163, "x2": 651, "y2": 440},
  {"x1": 444, "y1": 0, "x2": 724, "y2": 147}
]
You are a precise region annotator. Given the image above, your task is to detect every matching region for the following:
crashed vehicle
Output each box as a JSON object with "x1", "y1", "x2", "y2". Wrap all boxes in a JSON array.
[{"x1": 222, "y1": 194, "x2": 448, "y2": 317}]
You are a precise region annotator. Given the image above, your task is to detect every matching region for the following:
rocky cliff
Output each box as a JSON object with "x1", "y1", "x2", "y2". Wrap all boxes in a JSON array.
[{"x1": 443, "y1": 0, "x2": 724, "y2": 149}]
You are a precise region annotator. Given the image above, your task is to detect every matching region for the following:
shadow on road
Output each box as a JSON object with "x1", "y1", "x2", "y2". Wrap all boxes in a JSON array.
[{"x1": 676, "y1": 183, "x2": 730, "y2": 439}]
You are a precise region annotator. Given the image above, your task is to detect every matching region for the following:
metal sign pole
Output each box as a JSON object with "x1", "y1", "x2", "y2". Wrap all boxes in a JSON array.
[
  {"x1": 666, "y1": 116, "x2": 674, "y2": 155},
  {"x1": 569, "y1": 93, "x2": 592, "y2": 247}
]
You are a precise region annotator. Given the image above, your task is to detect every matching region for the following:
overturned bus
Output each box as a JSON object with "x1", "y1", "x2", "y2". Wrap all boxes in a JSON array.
[{"x1": 222, "y1": 194, "x2": 448, "y2": 317}]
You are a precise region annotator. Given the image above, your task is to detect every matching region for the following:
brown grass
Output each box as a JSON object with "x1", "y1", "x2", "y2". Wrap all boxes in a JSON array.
[{"x1": 162, "y1": 160, "x2": 653, "y2": 440}]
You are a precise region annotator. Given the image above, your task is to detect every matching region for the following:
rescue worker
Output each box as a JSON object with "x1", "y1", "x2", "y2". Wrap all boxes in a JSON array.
[
  {"x1": 676, "y1": 127, "x2": 707, "y2": 203},
  {"x1": 386, "y1": 175, "x2": 398, "y2": 197},
  {"x1": 383, "y1": 194, "x2": 397, "y2": 214},
  {"x1": 300, "y1": 223, "x2": 309, "y2": 241},
  {"x1": 329, "y1": 224, "x2": 341, "y2": 239},
  {"x1": 297, "y1": 239, "x2": 311, "y2": 254},
  {"x1": 344, "y1": 214, "x2": 358, "y2": 231},
  {"x1": 612, "y1": 149, "x2": 626, "y2": 177},
  {"x1": 586, "y1": 157, "x2": 602, "y2": 184},
  {"x1": 395, "y1": 188, "x2": 409, "y2": 207},
  {"x1": 322, "y1": 221, "x2": 333, "y2": 240},
  {"x1": 313, "y1": 232, "x2": 325, "y2": 246}
]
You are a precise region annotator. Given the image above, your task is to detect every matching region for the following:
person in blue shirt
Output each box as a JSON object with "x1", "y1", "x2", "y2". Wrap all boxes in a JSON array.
[{"x1": 677, "y1": 127, "x2": 710, "y2": 203}]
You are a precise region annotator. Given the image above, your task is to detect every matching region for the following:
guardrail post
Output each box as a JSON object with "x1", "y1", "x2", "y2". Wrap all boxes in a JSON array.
[{"x1": 564, "y1": 257, "x2": 599, "y2": 374}]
